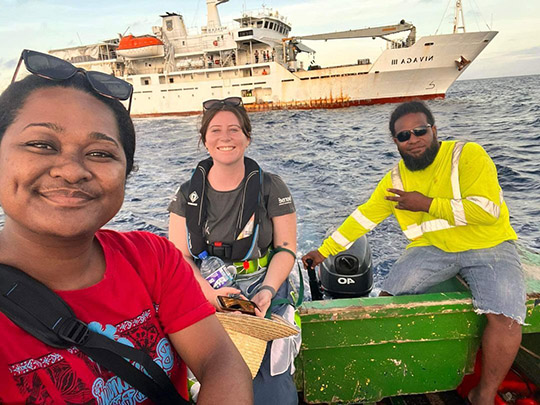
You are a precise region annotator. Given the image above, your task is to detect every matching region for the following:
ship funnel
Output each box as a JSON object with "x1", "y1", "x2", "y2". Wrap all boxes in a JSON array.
[
  {"x1": 161, "y1": 12, "x2": 187, "y2": 38},
  {"x1": 207, "y1": 0, "x2": 229, "y2": 28}
]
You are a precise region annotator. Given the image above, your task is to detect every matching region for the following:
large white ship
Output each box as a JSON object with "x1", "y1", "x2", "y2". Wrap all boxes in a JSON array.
[{"x1": 49, "y1": 0, "x2": 497, "y2": 117}]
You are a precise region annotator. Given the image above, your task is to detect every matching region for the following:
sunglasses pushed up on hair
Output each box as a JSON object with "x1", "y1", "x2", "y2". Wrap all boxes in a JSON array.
[
  {"x1": 394, "y1": 125, "x2": 431, "y2": 143},
  {"x1": 203, "y1": 96, "x2": 243, "y2": 111},
  {"x1": 12, "y1": 49, "x2": 133, "y2": 112}
]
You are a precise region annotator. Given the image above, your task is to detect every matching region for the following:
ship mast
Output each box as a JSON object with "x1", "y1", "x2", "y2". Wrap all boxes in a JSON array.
[{"x1": 453, "y1": 0, "x2": 466, "y2": 33}]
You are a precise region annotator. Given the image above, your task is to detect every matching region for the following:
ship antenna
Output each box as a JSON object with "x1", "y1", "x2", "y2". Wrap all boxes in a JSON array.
[
  {"x1": 191, "y1": 0, "x2": 202, "y2": 28},
  {"x1": 121, "y1": 26, "x2": 131, "y2": 37},
  {"x1": 434, "y1": 0, "x2": 452, "y2": 35},
  {"x1": 469, "y1": 0, "x2": 493, "y2": 30}
]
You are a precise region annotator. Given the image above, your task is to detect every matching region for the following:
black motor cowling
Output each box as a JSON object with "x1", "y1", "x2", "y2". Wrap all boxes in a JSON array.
[{"x1": 318, "y1": 236, "x2": 373, "y2": 298}]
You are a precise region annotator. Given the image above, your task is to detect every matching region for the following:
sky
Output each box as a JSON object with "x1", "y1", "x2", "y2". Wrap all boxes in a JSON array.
[{"x1": 1, "y1": 0, "x2": 539, "y2": 91}]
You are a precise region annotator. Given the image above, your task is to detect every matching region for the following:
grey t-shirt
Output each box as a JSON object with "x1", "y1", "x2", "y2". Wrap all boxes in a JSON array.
[{"x1": 168, "y1": 172, "x2": 295, "y2": 257}]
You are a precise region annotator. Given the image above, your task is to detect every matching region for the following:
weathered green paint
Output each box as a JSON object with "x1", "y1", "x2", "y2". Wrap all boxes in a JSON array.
[
  {"x1": 296, "y1": 260, "x2": 540, "y2": 404},
  {"x1": 514, "y1": 333, "x2": 540, "y2": 386},
  {"x1": 520, "y1": 245, "x2": 540, "y2": 295}
]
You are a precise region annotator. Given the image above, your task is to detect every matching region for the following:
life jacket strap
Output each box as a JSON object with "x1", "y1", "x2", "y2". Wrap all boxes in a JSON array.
[
  {"x1": 234, "y1": 249, "x2": 271, "y2": 274},
  {"x1": 208, "y1": 242, "x2": 232, "y2": 259}
]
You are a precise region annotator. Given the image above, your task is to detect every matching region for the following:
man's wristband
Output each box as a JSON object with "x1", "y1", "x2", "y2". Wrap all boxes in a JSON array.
[{"x1": 258, "y1": 285, "x2": 277, "y2": 299}]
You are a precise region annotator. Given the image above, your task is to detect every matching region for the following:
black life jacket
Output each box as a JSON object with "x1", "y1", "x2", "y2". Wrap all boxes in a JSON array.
[{"x1": 185, "y1": 157, "x2": 264, "y2": 261}]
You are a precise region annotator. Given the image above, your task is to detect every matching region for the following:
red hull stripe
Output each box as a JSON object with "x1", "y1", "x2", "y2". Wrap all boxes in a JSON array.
[{"x1": 130, "y1": 93, "x2": 446, "y2": 118}]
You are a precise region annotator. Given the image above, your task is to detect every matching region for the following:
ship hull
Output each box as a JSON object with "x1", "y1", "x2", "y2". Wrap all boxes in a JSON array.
[{"x1": 123, "y1": 30, "x2": 496, "y2": 117}]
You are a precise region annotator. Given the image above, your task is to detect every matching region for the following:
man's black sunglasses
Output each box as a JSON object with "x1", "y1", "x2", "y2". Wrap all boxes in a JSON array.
[
  {"x1": 394, "y1": 125, "x2": 431, "y2": 143},
  {"x1": 12, "y1": 49, "x2": 133, "y2": 112},
  {"x1": 203, "y1": 96, "x2": 243, "y2": 111}
]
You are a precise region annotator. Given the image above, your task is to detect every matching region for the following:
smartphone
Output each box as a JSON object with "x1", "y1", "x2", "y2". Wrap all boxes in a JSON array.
[{"x1": 217, "y1": 296, "x2": 259, "y2": 316}]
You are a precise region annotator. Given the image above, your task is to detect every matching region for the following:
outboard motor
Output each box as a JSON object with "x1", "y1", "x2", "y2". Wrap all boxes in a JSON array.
[{"x1": 318, "y1": 236, "x2": 373, "y2": 298}]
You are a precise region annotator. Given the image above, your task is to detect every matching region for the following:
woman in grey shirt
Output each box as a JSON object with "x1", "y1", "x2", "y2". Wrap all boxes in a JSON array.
[{"x1": 168, "y1": 97, "x2": 298, "y2": 405}]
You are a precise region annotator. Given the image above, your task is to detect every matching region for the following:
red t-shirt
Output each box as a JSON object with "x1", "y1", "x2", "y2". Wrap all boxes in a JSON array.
[{"x1": 0, "y1": 230, "x2": 215, "y2": 404}]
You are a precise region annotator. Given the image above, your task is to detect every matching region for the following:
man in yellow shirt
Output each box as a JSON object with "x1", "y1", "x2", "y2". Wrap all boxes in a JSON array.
[{"x1": 302, "y1": 101, "x2": 526, "y2": 405}]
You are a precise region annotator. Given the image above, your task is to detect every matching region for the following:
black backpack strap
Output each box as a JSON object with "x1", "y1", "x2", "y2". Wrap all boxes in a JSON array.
[
  {"x1": 79, "y1": 333, "x2": 183, "y2": 404},
  {"x1": 230, "y1": 157, "x2": 263, "y2": 261},
  {"x1": 0, "y1": 263, "x2": 188, "y2": 405},
  {"x1": 186, "y1": 156, "x2": 264, "y2": 262}
]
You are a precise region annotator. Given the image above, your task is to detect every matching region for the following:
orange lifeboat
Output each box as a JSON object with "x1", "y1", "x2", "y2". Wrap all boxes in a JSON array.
[{"x1": 116, "y1": 35, "x2": 164, "y2": 59}]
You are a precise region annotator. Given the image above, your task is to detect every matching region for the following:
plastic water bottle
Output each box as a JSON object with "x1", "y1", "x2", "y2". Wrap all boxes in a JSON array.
[{"x1": 198, "y1": 251, "x2": 237, "y2": 289}]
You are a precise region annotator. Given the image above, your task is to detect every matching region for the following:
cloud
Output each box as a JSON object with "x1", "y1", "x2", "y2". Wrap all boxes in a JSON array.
[
  {"x1": 3, "y1": 0, "x2": 33, "y2": 4},
  {"x1": 0, "y1": 58, "x2": 17, "y2": 70},
  {"x1": 460, "y1": 45, "x2": 540, "y2": 80},
  {"x1": 502, "y1": 46, "x2": 540, "y2": 60}
]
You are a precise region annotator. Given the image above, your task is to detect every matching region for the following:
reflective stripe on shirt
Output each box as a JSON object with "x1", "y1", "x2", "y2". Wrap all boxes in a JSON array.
[
  {"x1": 351, "y1": 208, "x2": 377, "y2": 231},
  {"x1": 450, "y1": 142, "x2": 467, "y2": 225},
  {"x1": 330, "y1": 208, "x2": 377, "y2": 249},
  {"x1": 403, "y1": 219, "x2": 454, "y2": 240},
  {"x1": 330, "y1": 230, "x2": 353, "y2": 250},
  {"x1": 465, "y1": 190, "x2": 503, "y2": 219},
  {"x1": 391, "y1": 166, "x2": 404, "y2": 190},
  {"x1": 393, "y1": 141, "x2": 467, "y2": 240}
]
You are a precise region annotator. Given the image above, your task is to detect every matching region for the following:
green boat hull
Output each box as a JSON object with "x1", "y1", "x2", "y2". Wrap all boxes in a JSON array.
[{"x1": 296, "y1": 251, "x2": 540, "y2": 404}]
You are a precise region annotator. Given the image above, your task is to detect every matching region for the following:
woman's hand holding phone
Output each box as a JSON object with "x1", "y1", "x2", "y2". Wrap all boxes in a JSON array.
[
  {"x1": 251, "y1": 289, "x2": 273, "y2": 318},
  {"x1": 217, "y1": 295, "x2": 259, "y2": 316},
  {"x1": 207, "y1": 286, "x2": 244, "y2": 310}
]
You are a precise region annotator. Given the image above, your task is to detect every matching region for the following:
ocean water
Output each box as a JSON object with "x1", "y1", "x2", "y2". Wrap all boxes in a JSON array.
[{"x1": 1, "y1": 74, "x2": 539, "y2": 287}]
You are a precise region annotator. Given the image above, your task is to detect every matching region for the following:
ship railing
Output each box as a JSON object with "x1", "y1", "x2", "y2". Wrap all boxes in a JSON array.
[{"x1": 239, "y1": 7, "x2": 289, "y2": 25}]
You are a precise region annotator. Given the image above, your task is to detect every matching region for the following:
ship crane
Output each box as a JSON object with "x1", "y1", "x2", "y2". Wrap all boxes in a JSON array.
[
  {"x1": 283, "y1": 21, "x2": 416, "y2": 64},
  {"x1": 292, "y1": 21, "x2": 415, "y2": 41}
]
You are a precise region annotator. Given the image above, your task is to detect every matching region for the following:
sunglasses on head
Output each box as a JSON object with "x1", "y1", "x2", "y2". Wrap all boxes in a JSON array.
[
  {"x1": 12, "y1": 49, "x2": 133, "y2": 112},
  {"x1": 394, "y1": 125, "x2": 431, "y2": 143},
  {"x1": 203, "y1": 96, "x2": 243, "y2": 111}
]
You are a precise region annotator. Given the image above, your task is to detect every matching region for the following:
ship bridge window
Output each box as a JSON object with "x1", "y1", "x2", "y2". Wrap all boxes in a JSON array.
[
  {"x1": 239, "y1": 30, "x2": 253, "y2": 37},
  {"x1": 257, "y1": 21, "x2": 263, "y2": 28},
  {"x1": 141, "y1": 77, "x2": 151, "y2": 85},
  {"x1": 424, "y1": 42, "x2": 434, "y2": 46},
  {"x1": 269, "y1": 22, "x2": 274, "y2": 30},
  {"x1": 264, "y1": 21, "x2": 269, "y2": 28}
]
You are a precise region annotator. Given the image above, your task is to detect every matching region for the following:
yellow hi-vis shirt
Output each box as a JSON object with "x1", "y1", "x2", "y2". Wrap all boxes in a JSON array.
[{"x1": 319, "y1": 141, "x2": 517, "y2": 257}]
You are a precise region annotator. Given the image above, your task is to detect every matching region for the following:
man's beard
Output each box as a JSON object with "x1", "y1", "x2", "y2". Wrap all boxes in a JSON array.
[{"x1": 399, "y1": 138, "x2": 440, "y2": 171}]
